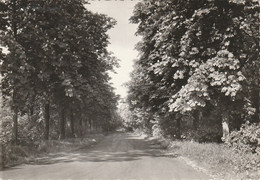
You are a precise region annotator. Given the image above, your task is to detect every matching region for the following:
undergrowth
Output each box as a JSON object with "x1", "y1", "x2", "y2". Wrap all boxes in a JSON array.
[
  {"x1": 224, "y1": 122, "x2": 260, "y2": 154},
  {"x1": 167, "y1": 140, "x2": 260, "y2": 179},
  {"x1": 1, "y1": 134, "x2": 104, "y2": 169}
]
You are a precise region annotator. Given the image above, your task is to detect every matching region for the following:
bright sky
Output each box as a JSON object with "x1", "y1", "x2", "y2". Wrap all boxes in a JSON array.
[{"x1": 86, "y1": 0, "x2": 141, "y2": 99}]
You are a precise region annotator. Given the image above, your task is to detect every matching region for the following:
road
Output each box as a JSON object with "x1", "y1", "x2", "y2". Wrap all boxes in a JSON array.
[{"x1": 1, "y1": 132, "x2": 210, "y2": 180}]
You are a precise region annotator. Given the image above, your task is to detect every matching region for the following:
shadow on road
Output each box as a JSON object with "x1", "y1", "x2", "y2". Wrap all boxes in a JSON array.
[{"x1": 5, "y1": 133, "x2": 180, "y2": 169}]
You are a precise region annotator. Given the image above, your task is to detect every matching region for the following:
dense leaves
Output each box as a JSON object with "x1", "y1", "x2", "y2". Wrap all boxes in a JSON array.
[
  {"x1": 127, "y1": 0, "x2": 259, "y2": 141},
  {"x1": 0, "y1": 0, "x2": 119, "y2": 145},
  {"x1": 225, "y1": 122, "x2": 260, "y2": 154}
]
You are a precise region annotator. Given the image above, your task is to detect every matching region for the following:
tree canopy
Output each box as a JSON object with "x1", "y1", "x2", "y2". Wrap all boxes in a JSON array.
[
  {"x1": 127, "y1": 0, "x2": 259, "y2": 141},
  {"x1": 0, "y1": 0, "x2": 120, "y2": 142}
]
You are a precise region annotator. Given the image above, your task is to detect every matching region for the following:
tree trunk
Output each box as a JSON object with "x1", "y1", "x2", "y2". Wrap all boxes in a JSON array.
[
  {"x1": 59, "y1": 107, "x2": 66, "y2": 139},
  {"x1": 79, "y1": 113, "x2": 83, "y2": 137},
  {"x1": 193, "y1": 110, "x2": 202, "y2": 130},
  {"x1": 252, "y1": 78, "x2": 260, "y2": 123},
  {"x1": 11, "y1": 0, "x2": 18, "y2": 144},
  {"x1": 258, "y1": 86, "x2": 260, "y2": 122},
  {"x1": 12, "y1": 107, "x2": 18, "y2": 144},
  {"x1": 44, "y1": 103, "x2": 50, "y2": 140},
  {"x1": 28, "y1": 94, "x2": 35, "y2": 121},
  {"x1": 70, "y1": 108, "x2": 75, "y2": 137},
  {"x1": 221, "y1": 111, "x2": 229, "y2": 141},
  {"x1": 176, "y1": 118, "x2": 181, "y2": 139},
  {"x1": 90, "y1": 119, "x2": 93, "y2": 131},
  {"x1": 0, "y1": 143, "x2": 4, "y2": 170}
]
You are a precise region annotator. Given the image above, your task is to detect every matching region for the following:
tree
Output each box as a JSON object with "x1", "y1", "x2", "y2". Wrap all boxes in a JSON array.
[
  {"x1": 1, "y1": 0, "x2": 119, "y2": 142},
  {"x1": 0, "y1": 0, "x2": 31, "y2": 143},
  {"x1": 129, "y1": 0, "x2": 259, "y2": 141}
]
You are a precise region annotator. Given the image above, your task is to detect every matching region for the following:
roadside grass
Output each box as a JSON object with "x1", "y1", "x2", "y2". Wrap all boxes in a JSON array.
[
  {"x1": 166, "y1": 140, "x2": 260, "y2": 179},
  {"x1": 36, "y1": 134, "x2": 104, "y2": 153},
  {"x1": 1, "y1": 133, "x2": 105, "y2": 169}
]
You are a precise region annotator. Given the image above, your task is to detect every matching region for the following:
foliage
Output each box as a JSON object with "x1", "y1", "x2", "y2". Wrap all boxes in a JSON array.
[
  {"x1": 0, "y1": 0, "x2": 120, "y2": 168},
  {"x1": 128, "y1": 0, "x2": 259, "y2": 141},
  {"x1": 0, "y1": 95, "x2": 12, "y2": 144},
  {"x1": 118, "y1": 101, "x2": 135, "y2": 131},
  {"x1": 224, "y1": 122, "x2": 260, "y2": 154}
]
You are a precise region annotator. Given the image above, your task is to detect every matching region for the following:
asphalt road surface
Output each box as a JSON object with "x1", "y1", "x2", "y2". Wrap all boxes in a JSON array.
[{"x1": 1, "y1": 132, "x2": 210, "y2": 180}]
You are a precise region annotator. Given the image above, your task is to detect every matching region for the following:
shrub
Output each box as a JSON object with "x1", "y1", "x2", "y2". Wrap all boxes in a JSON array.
[
  {"x1": 224, "y1": 122, "x2": 260, "y2": 154},
  {"x1": 2, "y1": 144, "x2": 29, "y2": 168}
]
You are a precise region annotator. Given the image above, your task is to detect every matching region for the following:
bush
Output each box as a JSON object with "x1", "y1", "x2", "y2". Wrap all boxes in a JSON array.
[
  {"x1": 224, "y1": 122, "x2": 260, "y2": 154},
  {"x1": 2, "y1": 144, "x2": 29, "y2": 168}
]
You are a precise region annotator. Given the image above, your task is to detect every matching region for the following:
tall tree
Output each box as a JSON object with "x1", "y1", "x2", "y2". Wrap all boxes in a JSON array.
[
  {"x1": 1, "y1": 0, "x2": 119, "y2": 141},
  {"x1": 129, "y1": 0, "x2": 259, "y2": 140}
]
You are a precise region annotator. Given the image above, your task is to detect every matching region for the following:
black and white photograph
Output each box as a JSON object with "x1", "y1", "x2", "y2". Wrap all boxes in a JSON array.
[{"x1": 0, "y1": 0, "x2": 259, "y2": 179}]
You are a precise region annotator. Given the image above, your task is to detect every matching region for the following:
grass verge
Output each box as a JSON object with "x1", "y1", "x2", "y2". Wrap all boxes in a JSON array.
[
  {"x1": 1, "y1": 133, "x2": 105, "y2": 169},
  {"x1": 165, "y1": 140, "x2": 259, "y2": 179}
]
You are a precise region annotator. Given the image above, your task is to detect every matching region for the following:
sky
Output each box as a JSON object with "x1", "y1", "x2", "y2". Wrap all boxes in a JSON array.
[{"x1": 86, "y1": 0, "x2": 141, "y2": 99}]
